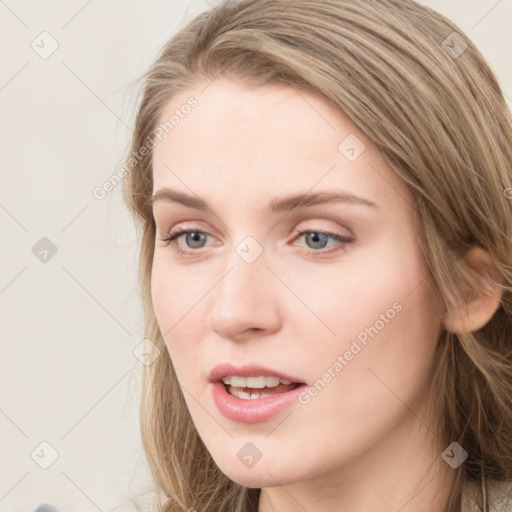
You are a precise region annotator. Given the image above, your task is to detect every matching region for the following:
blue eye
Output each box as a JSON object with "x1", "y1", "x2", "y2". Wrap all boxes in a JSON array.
[
  {"x1": 293, "y1": 230, "x2": 353, "y2": 258},
  {"x1": 165, "y1": 230, "x2": 208, "y2": 249},
  {"x1": 159, "y1": 228, "x2": 353, "y2": 258},
  {"x1": 160, "y1": 228, "x2": 210, "y2": 256},
  {"x1": 295, "y1": 230, "x2": 351, "y2": 251}
]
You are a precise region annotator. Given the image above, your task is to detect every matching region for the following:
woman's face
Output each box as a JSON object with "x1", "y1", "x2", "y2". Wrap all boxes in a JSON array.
[{"x1": 151, "y1": 77, "x2": 444, "y2": 489}]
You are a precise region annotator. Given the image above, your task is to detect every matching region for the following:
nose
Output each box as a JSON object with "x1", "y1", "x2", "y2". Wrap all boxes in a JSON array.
[{"x1": 206, "y1": 244, "x2": 281, "y2": 342}]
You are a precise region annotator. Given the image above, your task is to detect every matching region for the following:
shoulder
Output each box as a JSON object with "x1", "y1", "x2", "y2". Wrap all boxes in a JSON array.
[
  {"x1": 489, "y1": 480, "x2": 512, "y2": 511},
  {"x1": 462, "y1": 480, "x2": 512, "y2": 512}
]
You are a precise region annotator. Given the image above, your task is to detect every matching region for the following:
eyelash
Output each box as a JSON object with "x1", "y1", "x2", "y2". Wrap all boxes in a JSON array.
[{"x1": 159, "y1": 227, "x2": 353, "y2": 258}]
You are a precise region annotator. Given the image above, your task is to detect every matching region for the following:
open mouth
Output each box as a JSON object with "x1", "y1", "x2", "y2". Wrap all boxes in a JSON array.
[
  {"x1": 221, "y1": 375, "x2": 303, "y2": 400},
  {"x1": 211, "y1": 371, "x2": 308, "y2": 423}
]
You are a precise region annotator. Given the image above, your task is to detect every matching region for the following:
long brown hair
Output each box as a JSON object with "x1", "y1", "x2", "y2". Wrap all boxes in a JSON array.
[{"x1": 122, "y1": 1, "x2": 512, "y2": 510}]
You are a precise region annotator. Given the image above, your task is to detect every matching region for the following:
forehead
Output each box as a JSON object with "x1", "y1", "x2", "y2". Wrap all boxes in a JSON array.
[{"x1": 151, "y1": 78, "x2": 412, "y2": 213}]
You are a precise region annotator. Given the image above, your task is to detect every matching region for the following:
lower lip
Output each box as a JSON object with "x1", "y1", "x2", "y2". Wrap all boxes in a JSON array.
[{"x1": 210, "y1": 381, "x2": 307, "y2": 424}]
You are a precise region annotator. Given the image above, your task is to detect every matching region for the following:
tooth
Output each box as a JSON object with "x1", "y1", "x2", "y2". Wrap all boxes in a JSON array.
[
  {"x1": 225, "y1": 375, "x2": 295, "y2": 389},
  {"x1": 229, "y1": 387, "x2": 252, "y2": 400},
  {"x1": 246, "y1": 376, "x2": 266, "y2": 388},
  {"x1": 230, "y1": 376, "x2": 247, "y2": 387},
  {"x1": 237, "y1": 390, "x2": 251, "y2": 400},
  {"x1": 228, "y1": 386, "x2": 275, "y2": 400},
  {"x1": 265, "y1": 376, "x2": 280, "y2": 387}
]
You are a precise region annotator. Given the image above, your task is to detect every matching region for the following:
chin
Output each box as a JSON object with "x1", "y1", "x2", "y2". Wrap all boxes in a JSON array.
[
  {"x1": 213, "y1": 456, "x2": 300, "y2": 488},
  {"x1": 225, "y1": 469, "x2": 283, "y2": 488}
]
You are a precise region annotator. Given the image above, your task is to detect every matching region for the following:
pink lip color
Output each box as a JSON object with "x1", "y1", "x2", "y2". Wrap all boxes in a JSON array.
[{"x1": 210, "y1": 381, "x2": 307, "y2": 423}]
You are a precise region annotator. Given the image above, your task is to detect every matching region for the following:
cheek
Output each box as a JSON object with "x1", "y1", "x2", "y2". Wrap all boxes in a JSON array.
[
  {"x1": 150, "y1": 257, "x2": 205, "y2": 371},
  {"x1": 305, "y1": 257, "x2": 410, "y2": 341},
  {"x1": 150, "y1": 259, "x2": 183, "y2": 361},
  {"x1": 299, "y1": 281, "x2": 440, "y2": 463},
  {"x1": 150, "y1": 255, "x2": 194, "y2": 329},
  {"x1": 310, "y1": 239, "x2": 440, "y2": 387},
  {"x1": 150, "y1": 264, "x2": 171, "y2": 330},
  {"x1": 361, "y1": 283, "x2": 438, "y2": 393}
]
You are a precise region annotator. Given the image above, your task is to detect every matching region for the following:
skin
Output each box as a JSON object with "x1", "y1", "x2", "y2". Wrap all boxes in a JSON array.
[{"x1": 150, "y1": 77, "x2": 458, "y2": 512}]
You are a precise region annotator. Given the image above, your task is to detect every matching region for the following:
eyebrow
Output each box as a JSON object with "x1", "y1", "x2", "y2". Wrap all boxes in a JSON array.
[{"x1": 151, "y1": 188, "x2": 378, "y2": 212}]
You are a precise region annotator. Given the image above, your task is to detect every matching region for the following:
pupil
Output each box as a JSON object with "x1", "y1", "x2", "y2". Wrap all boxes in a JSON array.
[
  {"x1": 307, "y1": 232, "x2": 327, "y2": 249},
  {"x1": 187, "y1": 232, "x2": 206, "y2": 249}
]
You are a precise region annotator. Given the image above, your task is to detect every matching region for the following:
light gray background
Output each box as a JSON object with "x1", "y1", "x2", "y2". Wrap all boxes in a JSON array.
[{"x1": 1, "y1": 1, "x2": 511, "y2": 511}]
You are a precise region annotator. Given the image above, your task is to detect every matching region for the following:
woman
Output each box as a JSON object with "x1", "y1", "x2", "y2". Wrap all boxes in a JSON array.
[{"x1": 123, "y1": 0, "x2": 512, "y2": 510}]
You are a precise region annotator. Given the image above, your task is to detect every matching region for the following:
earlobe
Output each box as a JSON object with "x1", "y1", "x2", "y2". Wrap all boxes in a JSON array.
[{"x1": 442, "y1": 246, "x2": 503, "y2": 334}]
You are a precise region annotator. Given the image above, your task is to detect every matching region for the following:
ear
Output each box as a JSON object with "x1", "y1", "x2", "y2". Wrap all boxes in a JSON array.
[{"x1": 442, "y1": 246, "x2": 503, "y2": 334}]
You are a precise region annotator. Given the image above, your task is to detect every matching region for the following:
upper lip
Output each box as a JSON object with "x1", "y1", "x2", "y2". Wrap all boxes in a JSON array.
[{"x1": 208, "y1": 363, "x2": 305, "y2": 384}]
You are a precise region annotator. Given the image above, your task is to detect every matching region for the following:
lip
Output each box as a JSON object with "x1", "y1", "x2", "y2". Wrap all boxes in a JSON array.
[
  {"x1": 208, "y1": 363, "x2": 306, "y2": 424},
  {"x1": 210, "y1": 381, "x2": 307, "y2": 423}
]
